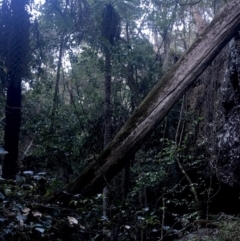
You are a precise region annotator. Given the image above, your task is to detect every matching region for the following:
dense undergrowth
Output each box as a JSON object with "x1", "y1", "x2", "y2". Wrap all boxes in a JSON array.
[{"x1": 0, "y1": 170, "x2": 240, "y2": 241}]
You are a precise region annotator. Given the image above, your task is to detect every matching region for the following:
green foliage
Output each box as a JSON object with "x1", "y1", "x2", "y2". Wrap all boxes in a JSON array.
[
  {"x1": 0, "y1": 0, "x2": 231, "y2": 239},
  {"x1": 0, "y1": 172, "x2": 239, "y2": 241}
]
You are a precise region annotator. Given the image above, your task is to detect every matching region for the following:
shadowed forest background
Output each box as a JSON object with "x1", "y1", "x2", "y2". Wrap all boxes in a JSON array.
[{"x1": 1, "y1": 0, "x2": 240, "y2": 240}]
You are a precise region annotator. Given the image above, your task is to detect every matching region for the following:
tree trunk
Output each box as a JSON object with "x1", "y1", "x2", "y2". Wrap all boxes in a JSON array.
[
  {"x1": 104, "y1": 49, "x2": 112, "y2": 147},
  {"x1": 103, "y1": 49, "x2": 111, "y2": 220},
  {"x1": 162, "y1": 32, "x2": 171, "y2": 72},
  {"x1": 191, "y1": 6, "x2": 207, "y2": 36},
  {"x1": 2, "y1": 0, "x2": 30, "y2": 179},
  {"x1": 125, "y1": 22, "x2": 140, "y2": 107},
  {"x1": 3, "y1": 84, "x2": 21, "y2": 178},
  {"x1": 102, "y1": 47, "x2": 114, "y2": 241},
  {"x1": 50, "y1": 34, "x2": 64, "y2": 131},
  {"x1": 49, "y1": 0, "x2": 240, "y2": 201}
]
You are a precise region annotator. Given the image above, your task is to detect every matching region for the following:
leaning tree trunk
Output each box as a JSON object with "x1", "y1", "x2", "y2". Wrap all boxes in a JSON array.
[
  {"x1": 2, "y1": 0, "x2": 30, "y2": 179},
  {"x1": 49, "y1": 0, "x2": 240, "y2": 201}
]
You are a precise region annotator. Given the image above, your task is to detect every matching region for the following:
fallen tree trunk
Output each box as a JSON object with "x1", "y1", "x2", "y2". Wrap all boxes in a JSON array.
[{"x1": 50, "y1": 0, "x2": 240, "y2": 201}]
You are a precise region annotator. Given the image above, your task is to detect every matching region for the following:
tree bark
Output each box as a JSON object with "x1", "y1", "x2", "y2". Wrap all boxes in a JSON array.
[
  {"x1": 3, "y1": 84, "x2": 21, "y2": 178},
  {"x1": 125, "y1": 22, "x2": 140, "y2": 107},
  {"x1": 2, "y1": 0, "x2": 30, "y2": 179},
  {"x1": 103, "y1": 49, "x2": 112, "y2": 147},
  {"x1": 162, "y1": 32, "x2": 171, "y2": 71},
  {"x1": 49, "y1": 0, "x2": 240, "y2": 201},
  {"x1": 103, "y1": 49, "x2": 111, "y2": 220},
  {"x1": 50, "y1": 34, "x2": 64, "y2": 131}
]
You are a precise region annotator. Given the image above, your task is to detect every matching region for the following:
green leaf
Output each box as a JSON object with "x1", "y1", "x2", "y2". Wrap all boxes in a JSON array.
[
  {"x1": 35, "y1": 227, "x2": 45, "y2": 233},
  {"x1": 4, "y1": 188, "x2": 11, "y2": 196}
]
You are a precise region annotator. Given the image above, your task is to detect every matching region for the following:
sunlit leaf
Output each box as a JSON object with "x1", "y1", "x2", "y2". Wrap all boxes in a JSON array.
[
  {"x1": 0, "y1": 192, "x2": 5, "y2": 200},
  {"x1": 33, "y1": 175, "x2": 42, "y2": 180},
  {"x1": 80, "y1": 224, "x2": 85, "y2": 229},
  {"x1": 22, "y1": 207, "x2": 31, "y2": 213},
  {"x1": 32, "y1": 211, "x2": 42, "y2": 217},
  {"x1": 35, "y1": 227, "x2": 45, "y2": 233},
  {"x1": 0, "y1": 147, "x2": 8, "y2": 155},
  {"x1": 4, "y1": 189, "x2": 11, "y2": 196},
  {"x1": 143, "y1": 207, "x2": 149, "y2": 212},
  {"x1": 0, "y1": 218, "x2": 6, "y2": 222},
  {"x1": 68, "y1": 216, "x2": 78, "y2": 224},
  {"x1": 38, "y1": 172, "x2": 46, "y2": 175},
  {"x1": 163, "y1": 226, "x2": 170, "y2": 230},
  {"x1": 16, "y1": 214, "x2": 28, "y2": 221},
  {"x1": 23, "y1": 171, "x2": 34, "y2": 176},
  {"x1": 96, "y1": 193, "x2": 102, "y2": 199}
]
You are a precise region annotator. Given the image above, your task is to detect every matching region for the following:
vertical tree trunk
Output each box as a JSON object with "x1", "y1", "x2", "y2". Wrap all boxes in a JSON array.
[
  {"x1": 50, "y1": 34, "x2": 64, "y2": 131},
  {"x1": 162, "y1": 32, "x2": 171, "y2": 72},
  {"x1": 3, "y1": 84, "x2": 21, "y2": 178},
  {"x1": 191, "y1": 6, "x2": 207, "y2": 36},
  {"x1": 103, "y1": 49, "x2": 111, "y2": 240},
  {"x1": 101, "y1": 4, "x2": 120, "y2": 238},
  {"x1": 2, "y1": 0, "x2": 30, "y2": 179},
  {"x1": 125, "y1": 22, "x2": 140, "y2": 108},
  {"x1": 122, "y1": 160, "x2": 130, "y2": 201},
  {"x1": 124, "y1": 22, "x2": 136, "y2": 200},
  {"x1": 104, "y1": 50, "x2": 112, "y2": 147}
]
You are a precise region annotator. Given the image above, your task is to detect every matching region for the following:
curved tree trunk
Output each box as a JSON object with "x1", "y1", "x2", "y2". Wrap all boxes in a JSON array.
[
  {"x1": 2, "y1": 0, "x2": 30, "y2": 179},
  {"x1": 49, "y1": 0, "x2": 240, "y2": 201}
]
